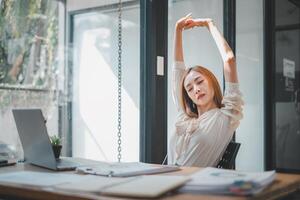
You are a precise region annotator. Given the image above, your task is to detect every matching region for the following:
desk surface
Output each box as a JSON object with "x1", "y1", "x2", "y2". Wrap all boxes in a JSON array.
[{"x1": 0, "y1": 160, "x2": 300, "y2": 200}]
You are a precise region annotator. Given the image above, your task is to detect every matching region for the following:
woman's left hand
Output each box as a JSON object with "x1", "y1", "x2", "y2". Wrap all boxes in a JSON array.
[{"x1": 184, "y1": 18, "x2": 213, "y2": 30}]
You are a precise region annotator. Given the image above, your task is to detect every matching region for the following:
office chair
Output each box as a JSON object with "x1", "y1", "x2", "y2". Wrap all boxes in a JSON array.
[{"x1": 216, "y1": 141, "x2": 241, "y2": 169}]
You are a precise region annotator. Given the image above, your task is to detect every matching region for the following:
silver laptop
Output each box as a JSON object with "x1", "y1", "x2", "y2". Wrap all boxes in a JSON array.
[{"x1": 12, "y1": 108, "x2": 79, "y2": 171}]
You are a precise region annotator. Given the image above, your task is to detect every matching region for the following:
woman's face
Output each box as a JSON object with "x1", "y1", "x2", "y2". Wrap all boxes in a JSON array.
[{"x1": 184, "y1": 70, "x2": 215, "y2": 107}]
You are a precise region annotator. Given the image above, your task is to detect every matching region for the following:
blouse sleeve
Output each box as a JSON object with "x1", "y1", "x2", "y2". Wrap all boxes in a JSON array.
[
  {"x1": 172, "y1": 61, "x2": 186, "y2": 112},
  {"x1": 220, "y1": 82, "x2": 244, "y2": 131}
]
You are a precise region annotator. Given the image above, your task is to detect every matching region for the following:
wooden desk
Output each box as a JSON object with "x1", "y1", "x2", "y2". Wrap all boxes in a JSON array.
[{"x1": 0, "y1": 162, "x2": 300, "y2": 200}]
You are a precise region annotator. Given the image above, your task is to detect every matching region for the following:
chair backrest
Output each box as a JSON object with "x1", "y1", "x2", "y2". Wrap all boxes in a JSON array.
[{"x1": 216, "y1": 141, "x2": 241, "y2": 169}]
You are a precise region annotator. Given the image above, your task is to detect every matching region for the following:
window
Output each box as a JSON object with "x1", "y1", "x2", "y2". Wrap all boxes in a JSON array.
[
  {"x1": 0, "y1": 0, "x2": 64, "y2": 160},
  {"x1": 69, "y1": 1, "x2": 140, "y2": 162},
  {"x1": 236, "y1": 0, "x2": 264, "y2": 171}
]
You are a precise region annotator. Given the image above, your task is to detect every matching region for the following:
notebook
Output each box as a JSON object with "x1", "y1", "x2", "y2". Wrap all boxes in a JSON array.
[
  {"x1": 100, "y1": 175, "x2": 190, "y2": 198},
  {"x1": 12, "y1": 108, "x2": 81, "y2": 171},
  {"x1": 76, "y1": 161, "x2": 180, "y2": 177},
  {"x1": 55, "y1": 173, "x2": 190, "y2": 198}
]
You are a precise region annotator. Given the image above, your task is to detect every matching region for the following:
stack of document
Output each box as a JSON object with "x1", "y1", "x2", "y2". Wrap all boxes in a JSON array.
[{"x1": 180, "y1": 167, "x2": 276, "y2": 196}]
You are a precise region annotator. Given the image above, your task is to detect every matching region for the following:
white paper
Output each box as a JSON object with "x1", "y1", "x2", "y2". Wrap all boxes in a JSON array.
[
  {"x1": 56, "y1": 175, "x2": 136, "y2": 192},
  {"x1": 0, "y1": 171, "x2": 89, "y2": 187},
  {"x1": 157, "y1": 56, "x2": 164, "y2": 76},
  {"x1": 283, "y1": 58, "x2": 295, "y2": 79}
]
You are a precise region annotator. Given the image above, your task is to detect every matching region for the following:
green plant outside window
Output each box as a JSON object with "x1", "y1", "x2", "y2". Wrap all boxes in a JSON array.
[{"x1": 0, "y1": 0, "x2": 59, "y2": 88}]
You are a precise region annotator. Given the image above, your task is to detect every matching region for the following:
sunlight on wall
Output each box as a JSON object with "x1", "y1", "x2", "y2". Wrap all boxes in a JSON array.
[{"x1": 72, "y1": 8, "x2": 140, "y2": 162}]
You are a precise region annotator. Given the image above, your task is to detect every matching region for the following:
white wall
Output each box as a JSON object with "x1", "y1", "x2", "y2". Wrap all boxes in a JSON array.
[{"x1": 236, "y1": 0, "x2": 264, "y2": 171}]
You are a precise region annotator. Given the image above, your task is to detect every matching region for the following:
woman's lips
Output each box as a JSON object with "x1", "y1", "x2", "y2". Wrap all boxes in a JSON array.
[{"x1": 197, "y1": 94, "x2": 205, "y2": 100}]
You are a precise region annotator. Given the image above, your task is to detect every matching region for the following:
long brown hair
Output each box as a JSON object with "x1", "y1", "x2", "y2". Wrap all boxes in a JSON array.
[{"x1": 179, "y1": 66, "x2": 224, "y2": 118}]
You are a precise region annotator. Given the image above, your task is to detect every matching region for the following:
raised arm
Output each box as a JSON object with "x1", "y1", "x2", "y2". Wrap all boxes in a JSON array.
[
  {"x1": 207, "y1": 20, "x2": 238, "y2": 83},
  {"x1": 172, "y1": 14, "x2": 192, "y2": 112},
  {"x1": 174, "y1": 14, "x2": 192, "y2": 62},
  {"x1": 185, "y1": 18, "x2": 238, "y2": 83}
]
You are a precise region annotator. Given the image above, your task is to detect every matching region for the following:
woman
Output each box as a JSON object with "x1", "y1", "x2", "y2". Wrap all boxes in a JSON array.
[{"x1": 169, "y1": 14, "x2": 244, "y2": 167}]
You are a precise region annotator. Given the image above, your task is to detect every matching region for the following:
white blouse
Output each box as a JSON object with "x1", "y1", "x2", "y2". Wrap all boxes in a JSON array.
[{"x1": 169, "y1": 61, "x2": 244, "y2": 167}]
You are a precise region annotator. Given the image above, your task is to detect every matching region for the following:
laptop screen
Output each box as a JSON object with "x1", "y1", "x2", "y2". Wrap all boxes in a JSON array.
[{"x1": 12, "y1": 109, "x2": 57, "y2": 169}]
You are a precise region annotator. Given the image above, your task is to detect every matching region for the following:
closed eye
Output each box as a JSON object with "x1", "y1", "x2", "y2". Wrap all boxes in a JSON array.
[{"x1": 196, "y1": 80, "x2": 203, "y2": 85}]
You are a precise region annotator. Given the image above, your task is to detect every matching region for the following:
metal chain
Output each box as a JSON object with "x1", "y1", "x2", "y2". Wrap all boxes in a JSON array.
[{"x1": 117, "y1": 0, "x2": 122, "y2": 163}]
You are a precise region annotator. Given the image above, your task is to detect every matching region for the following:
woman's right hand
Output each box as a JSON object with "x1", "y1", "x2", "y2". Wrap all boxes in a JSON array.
[
  {"x1": 184, "y1": 18, "x2": 213, "y2": 30},
  {"x1": 175, "y1": 13, "x2": 192, "y2": 31}
]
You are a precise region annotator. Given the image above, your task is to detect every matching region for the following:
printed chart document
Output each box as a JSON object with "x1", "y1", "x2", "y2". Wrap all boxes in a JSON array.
[
  {"x1": 180, "y1": 167, "x2": 276, "y2": 196},
  {"x1": 76, "y1": 161, "x2": 180, "y2": 177}
]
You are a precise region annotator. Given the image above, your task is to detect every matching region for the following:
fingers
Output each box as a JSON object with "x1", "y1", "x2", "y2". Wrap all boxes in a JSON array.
[
  {"x1": 185, "y1": 18, "x2": 193, "y2": 23},
  {"x1": 185, "y1": 13, "x2": 192, "y2": 19},
  {"x1": 178, "y1": 14, "x2": 212, "y2": 30},
  {"x1": 184, "y1": 23, "x2": 194, "y2": 30},
  {"x1": 178, "y1": 13, "x2": 192, "y2": 23},
  {"x1": 182, "y1": 15, "x2": 194, "y2": 30},
  {"x1": 176, "y1": 13, "x2": 192, "y2": 29},
  {"x1": 183, "y1": 18, "x2": 196, "y2": 30},
  {"x1": 183, "y1": 13, "x2": 192, "y2": 25}
]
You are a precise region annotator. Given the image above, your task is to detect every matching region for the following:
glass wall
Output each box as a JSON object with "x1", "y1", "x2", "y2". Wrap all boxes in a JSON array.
[
  {"x1": 274, "y1": 0, "x2": 300, "y2": 171},
  {"x1": 168, "y1": 0, "x2": 223, "y2": 156},
  {"x1": 70, "y1": 1, "x2": 140, "y2": 162},
  {"x1": 236, "y1": 0, "x2": 264, "y2": 171},
  {"x1": 0, "y1": 0, "x2": 64, "y2": 160}
]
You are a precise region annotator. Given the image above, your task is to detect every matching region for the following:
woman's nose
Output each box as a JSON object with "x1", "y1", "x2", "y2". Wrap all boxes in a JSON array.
[{"x1": 194, "y1": 86, "x2": 200, "y2": 94}]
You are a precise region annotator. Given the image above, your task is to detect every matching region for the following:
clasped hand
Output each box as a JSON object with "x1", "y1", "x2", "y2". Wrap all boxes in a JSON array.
[{"x1": 176, "y1": 13, "x2": 213, "y2": 30}]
